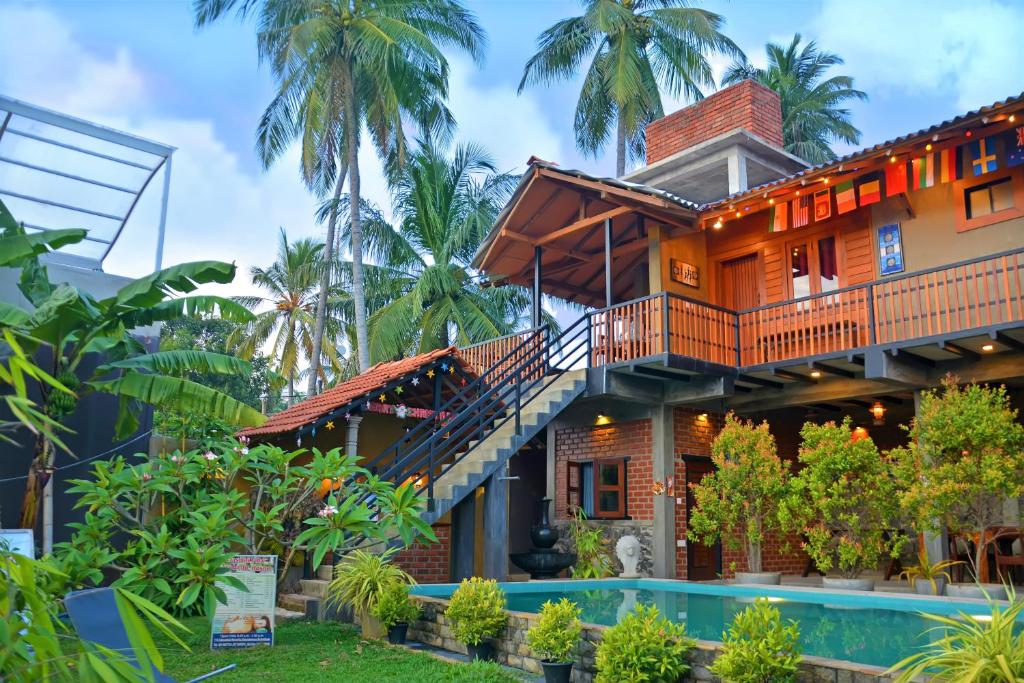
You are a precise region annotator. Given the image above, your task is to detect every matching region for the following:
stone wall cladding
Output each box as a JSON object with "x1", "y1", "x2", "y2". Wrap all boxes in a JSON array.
[
  {"x1": 553, "y1": 418, "x2": 653, "y2": 522},
  {"x1": 553, "y1": 520, "x2": 655, "y2": 577},
  {"x1": 645, "y1": 79, "x2": 784, "y2": 164},
  {"x1": 393, "y1": 523, "x2": 450, "y2": 583},
  {"x1": 408, "y1": 595, "x2": 898, "y2": 683},
  {"x1": 673, "y1": 408, "x2": 808, "y2": 579}
]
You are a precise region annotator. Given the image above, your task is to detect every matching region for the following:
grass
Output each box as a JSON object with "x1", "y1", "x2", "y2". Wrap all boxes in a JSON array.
[{"x1": 156, "y1": 617, "x2": 524, "y2": 682}]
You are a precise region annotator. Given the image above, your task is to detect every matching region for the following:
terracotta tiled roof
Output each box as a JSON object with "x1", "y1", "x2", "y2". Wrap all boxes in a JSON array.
[{"x1": 239, "y1": 347, "x2": 467, "y2": 438}]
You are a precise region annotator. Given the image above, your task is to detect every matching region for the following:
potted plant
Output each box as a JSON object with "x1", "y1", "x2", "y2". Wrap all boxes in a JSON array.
[
  {"x1": 890, "y1": 377, "x2": 1024, "y2": 600},
  {"x1": 595, "y1": 604, "x2": 693, "y2": 683},
  {"x1": 443, "y1": 577, "x2": 507, "y2": 661},
  {"x1": 897, "y1": 551, "x2": 962, "y2": 596},
  {"x1": 526, "y1": 598, "x2": 582, "y2": 683},
  {"x1": 326, "y1": 549, "x2": 414, "y2": 639},
  {"x1": 372, "y1": 583, "x2": 422, "y2": 644},
  {"x1": 781, "y1": 418, "x2": 904, "y2": 590},
  {"x1": 688, "y1": 414, "x2": 790, "y2": 585},
  {"x1": 710, "y1": 598, "x2": 802, "y2": 683}
]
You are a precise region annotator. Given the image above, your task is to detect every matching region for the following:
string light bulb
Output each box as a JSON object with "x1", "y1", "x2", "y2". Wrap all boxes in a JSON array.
[
  {"x1": 925, "y1": 143, "x2": 933, "y2": 151},
  {"x1": 823, "y1": 177, "x2": 830, "y2": 184},
  {"x1": 1010, "y1": 114, "x2": 1016, "y2": 123},
  {"x1": 713, "y1": 218, "x2": 723, "y2": 230},
  {"x1": 768, "y1": 198, "x2": 775, "y2": 205},
  {"x1": 735, "y1": 211, "x2": 741, "y2": 218},
  {"x1": 965, "y1": 130, "x2": 973, "y2": 138},
  {"x1": 889, "y1": 155, "x2": 898, "y2": 163}
]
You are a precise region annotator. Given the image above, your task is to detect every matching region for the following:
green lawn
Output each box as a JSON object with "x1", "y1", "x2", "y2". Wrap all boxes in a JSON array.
[{"x1": 157, "y1": 617, "x2": 524, "y2": 683}]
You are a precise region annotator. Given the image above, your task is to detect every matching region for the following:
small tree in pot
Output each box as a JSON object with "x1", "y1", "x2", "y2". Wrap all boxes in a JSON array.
[
  {"x1": 372, "y1": 583, "x2": 422, "y2": 644},
  {"x1": 527, "y1": 598, "x2": 582, "y2": 683},
  {"x1": 890, "y1": 377, "x2": 1024, "y2": 599},
  {"x1": 688, "y1": 414, "x2": 790, "y2": 584},
  {"x1": 781, "y1": 418, "x2": 904, "y2": 589},
  {"x1": 444, "y1": 578, "x2": 507, "y2": 661}
]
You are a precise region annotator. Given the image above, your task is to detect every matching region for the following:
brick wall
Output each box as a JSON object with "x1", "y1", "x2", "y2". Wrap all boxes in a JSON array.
[
  {"x1": 672, "y1": 408, "x2": 807, "y2": 579},
  {"x1": 645, "y1": 80, "x2": 784, "y2": 164},
  {"x1": 394, "y1": 523, "x2": 450, "y2": 584},
  {"x1": 553, "y1": 419, "x2": 653, "y2": 521}
]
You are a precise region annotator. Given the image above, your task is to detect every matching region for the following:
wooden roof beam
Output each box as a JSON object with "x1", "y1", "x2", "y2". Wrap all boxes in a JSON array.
[{"x1": 537, "y1": 206, "x2": 633, "y2": 246}]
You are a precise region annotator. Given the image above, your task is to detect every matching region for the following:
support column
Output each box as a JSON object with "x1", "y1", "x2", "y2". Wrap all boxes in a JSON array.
[
  {"x1": 726, "y1": 149, "x2": 748, "y2": 195},
  {"x1": 604, "y1": 218, "x2": 613, "y2": 308},
  {"x1": 452, "y1": 494, "x2": 476, "y2": 581},
  {"x1": 345, "y1": 415, "x2": 362, "y2": 458},
  {"x1": 483, "y1": 462, "x2": 509, "y2": 580},
  {"x1": 545, "y1": 423, "x2": 558, "y2": 502},
  {"x1": 916, "y1": 390, "x2": 948, "y2": 563},
  {"x1": 651, "y1": 406, "x2": 676, "y2": 578},
  {"x1": 532, "y1": 246, "x2": 542, "y2": 328}
]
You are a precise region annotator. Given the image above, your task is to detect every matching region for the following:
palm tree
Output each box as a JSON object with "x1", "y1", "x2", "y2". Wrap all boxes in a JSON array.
[
  {"x1": 327, "y1": 141, "x2": 551, "y2": 362},
  {"x1": 722, "y1": 34, "x2": 867, "y2": 164},
  {"x1": 195, "y1": 0, "x2": 485, "y2": 392},
  {"x1": 231, "y1": 229, "x2": 345, "y2": 402},
  {"x1": 519, "y1": 0, "x2": 739, "y2": 176}
]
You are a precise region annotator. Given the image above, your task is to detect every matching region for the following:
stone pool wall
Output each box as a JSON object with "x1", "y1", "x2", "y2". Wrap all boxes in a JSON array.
[{"x1": 408, "y1": 595, "x2": 900, "y2": 682}]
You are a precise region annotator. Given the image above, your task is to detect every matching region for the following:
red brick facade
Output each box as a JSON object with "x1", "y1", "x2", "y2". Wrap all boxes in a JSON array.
[
  {"x1": 394, "y1": 523, "x2": 451, "y2": 584},
  {"x1": 645, "y1": 80, "x2": 784, "y2": 164},
  {"x1": 553, "y1": 419, "x2": 653, "y2": 521}
]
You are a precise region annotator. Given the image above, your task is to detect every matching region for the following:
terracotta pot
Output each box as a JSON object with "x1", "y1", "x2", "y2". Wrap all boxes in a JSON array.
[{"x1": 541, "y1": 661, "x2": 573, "y2": 683}]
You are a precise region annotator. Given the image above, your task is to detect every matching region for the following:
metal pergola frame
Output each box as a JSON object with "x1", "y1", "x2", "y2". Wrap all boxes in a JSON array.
[{"x1": 0, "y1": 95, "x2": 176, "y2": 270}]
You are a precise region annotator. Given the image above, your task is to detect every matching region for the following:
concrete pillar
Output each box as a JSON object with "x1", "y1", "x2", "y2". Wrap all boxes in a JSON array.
[
  {"x1": 483, "y1": 462, "x2": 509, "y2": 581},
  {"x1": 545, "y1": 422, "x2": 558, "y2": 503},
  {"x1": 452, "y1": 493, "x2": 476, "y2": 580},
  {"x1": 915, "y1": 390, "x2": 948, "y2": 563},
  {"x1": 344, "y1": 415, "x2": 362, "y2": 458},
  {"x1": 726, "y1": 149, "x2": 748, "y2": 195},
  {"x1": 648, "y1": 224, "x2": 663, "y2": 294},
  {"x1": 651, "y1": 405, "x2": 676, "y2": 578}
]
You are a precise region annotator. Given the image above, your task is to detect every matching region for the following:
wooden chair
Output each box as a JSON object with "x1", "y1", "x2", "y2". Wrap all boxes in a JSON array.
[{"x1": 994, "y1": 530, "x2": 1024, "y2": 585}]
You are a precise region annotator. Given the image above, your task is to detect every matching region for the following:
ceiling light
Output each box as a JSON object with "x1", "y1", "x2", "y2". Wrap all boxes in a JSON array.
[
  {"x1": 810, "y1": 370, "x2": 822, "y2": 378},
  {"x1": 870, "y1": 401, "x2": 887, "y2": 426},
  {"x1": 982, "y1": 343, "x2": 995, "y2": 352},
  {"x1": 713, "y1": 219, "x2": 723, "y2": 230}
]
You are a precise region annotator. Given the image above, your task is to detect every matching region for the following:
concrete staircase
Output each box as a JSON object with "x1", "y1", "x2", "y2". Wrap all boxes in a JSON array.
[
  {"x1": 278, "y1": 562, "x2": 333, "y2": 617},
  {"x1": 423, "y1": 369, "x2": 586, "y2": 525}
]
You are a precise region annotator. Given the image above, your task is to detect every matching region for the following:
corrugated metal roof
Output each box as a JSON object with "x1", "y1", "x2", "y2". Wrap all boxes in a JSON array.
[{"x1": 530, "y1": 160, "x2": 703, "y2": 211}]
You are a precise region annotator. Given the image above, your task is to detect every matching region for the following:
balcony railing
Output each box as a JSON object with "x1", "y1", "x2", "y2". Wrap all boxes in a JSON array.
[
  {"x1": 461, "y1": 327, "x2": 547, "y2": 383},
  {"x1": 588, "y1": 247, "x2": 1024, "y2": 369}
]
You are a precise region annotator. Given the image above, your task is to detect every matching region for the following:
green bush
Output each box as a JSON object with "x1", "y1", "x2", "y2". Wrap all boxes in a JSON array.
[
  {"x1": 327, "y1": 549, "x2": 414, "y2": 619},
  {"x1": 371, "y1": 583, "x2": 422, "y2": 628},
  {"x1": 710, "y1": 599, "x2": 801, "y2": 683},
  {"x1": 444, "y1": 578, "x2": 508, "y2": 645},
  {"x1": 595, "y1": 604, "x2": 693, "y2": 683},
  {"x1": 526, "y1": 598, "x2": 582, "y2": 663},
  {"x1": 569, "y1": 506, "x2": 614, "y2": 578}
]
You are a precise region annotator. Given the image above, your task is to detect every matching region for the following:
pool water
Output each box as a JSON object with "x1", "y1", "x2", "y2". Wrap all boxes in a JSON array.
[{"x1": 413, "y1": 579, "x2": 1007, "y2": 668}]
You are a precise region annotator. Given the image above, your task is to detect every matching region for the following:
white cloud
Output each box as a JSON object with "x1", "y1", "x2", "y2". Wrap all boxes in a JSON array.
[{"x1": 811, "y1": 0, "x2": 1024, "y2": 111}]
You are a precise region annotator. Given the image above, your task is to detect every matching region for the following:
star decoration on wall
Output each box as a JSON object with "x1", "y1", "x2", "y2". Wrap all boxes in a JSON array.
[
  {"x1": 448, "y1": 364, "x2": 456, "y2": 374},
  {"x1": 379, "y1": 393, "x2": 387, "y2": 403},
  {"x1": 411, "y1": 377, "x2": 420, "y2": 386},
  {"x1": 440, "y1": 362, "x2": 449, "y2": 372},
  {"x1": 460, "y1": 378, "x2": 467, "y2": 386},
  {"x1": 395, "y1": 386, "x2": 404, "y2": 395},
  {"x1": 325, "y1": 421, "x2": 335, "y2": 431},
  {"x1": 426, "y1": 369, "x2": 435, "y2": 378},
  {"x1": 344, "y1": 412, "x2": 351, "y2": 421}
]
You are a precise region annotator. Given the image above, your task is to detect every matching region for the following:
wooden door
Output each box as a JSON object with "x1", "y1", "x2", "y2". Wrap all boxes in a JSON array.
[
  {"x1": 685, "y1": 458, "x2": 721, "y2": 581},
  {"x1": 719, "y1": 253, "x2": 760, "y2": 310}
]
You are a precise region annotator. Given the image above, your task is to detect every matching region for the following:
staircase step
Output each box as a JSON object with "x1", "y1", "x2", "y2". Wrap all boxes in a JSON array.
[
  {"x1": 300, "y1": 579, "x2": 330, "y2": 599},
  {"x1": 316, "y1": 564, "x2": 334, "y2": 581},
  {"x1": 279, "y1": 593, "x2": 316, "y2": 613}
]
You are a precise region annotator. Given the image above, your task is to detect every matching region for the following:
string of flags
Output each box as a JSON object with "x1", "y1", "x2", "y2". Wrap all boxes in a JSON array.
[{"x1": 766, "y1": 124, "x2": 1024, "y2": 233}]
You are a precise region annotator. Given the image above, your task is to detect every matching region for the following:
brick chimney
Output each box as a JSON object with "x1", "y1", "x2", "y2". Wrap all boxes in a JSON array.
[{"x1": 645, "y1": 80, "x2": 784, "y2": 165}]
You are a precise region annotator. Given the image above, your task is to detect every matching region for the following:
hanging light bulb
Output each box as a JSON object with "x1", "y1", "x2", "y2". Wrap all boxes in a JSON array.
[{"x1": 870, "y1": 401, "x2": 887, "y2": 425}]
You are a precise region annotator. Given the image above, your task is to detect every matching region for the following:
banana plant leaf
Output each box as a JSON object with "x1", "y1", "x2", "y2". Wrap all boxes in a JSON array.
[
  {"x1": 101, "y1": 350, "x2": 253, "y2": 377},
  {"x1": 119, "y1": 295, "x2": 255, "y2": 326},
  {"x1": 109, "y1": 261, "x2": 238, "y2": 309}
]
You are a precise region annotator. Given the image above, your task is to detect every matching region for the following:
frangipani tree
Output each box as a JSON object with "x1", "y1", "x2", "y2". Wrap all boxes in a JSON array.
[
  {"x1": 1, "y1": 199, "x2": 265, "y2": 531},
  {"x1": 890, "y1": 376, "x2": 1024, "y2": 581},
  {"x1": 688, "y1": 414, "x2": 790, "y2": 574}
]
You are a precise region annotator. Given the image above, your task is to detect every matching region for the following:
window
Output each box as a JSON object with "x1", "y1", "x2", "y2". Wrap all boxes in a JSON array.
[
  {"x1": 788, "y1": 232, "x2": 841, "y2": 300},
  {"x1": 567, "y1": 458, "x2": 628, "y2": 518},
  {"x1": 954, "y1": 167, "x2": 1024, "y2": 232}
]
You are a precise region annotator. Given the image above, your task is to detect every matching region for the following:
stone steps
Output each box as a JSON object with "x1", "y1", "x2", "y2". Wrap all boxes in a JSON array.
[
  {"x1": 299, "y1": 579, "x2": 330, "y2": 599},
  {"x1": 278, "y1": 592, "x2": 316, "y2": 613}
]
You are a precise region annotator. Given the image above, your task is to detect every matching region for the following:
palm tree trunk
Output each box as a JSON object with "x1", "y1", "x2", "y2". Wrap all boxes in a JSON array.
[
  {"x1": 615, "y1": 110, "x2": 627, "y2": 177},
  {"x1": 288, "y1": 371, "x2": 295, "y2": 407},
  {"x1": 306, "y1": 164, "x2": 349, "y2": 397},
  {"x1": 345, "y1": 80, "x2": 370, "y2": 373}
]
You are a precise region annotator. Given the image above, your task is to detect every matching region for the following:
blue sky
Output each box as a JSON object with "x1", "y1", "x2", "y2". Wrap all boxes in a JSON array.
[{"x1": 1, "y1": 0, "x2": 1022, "y2": 295}]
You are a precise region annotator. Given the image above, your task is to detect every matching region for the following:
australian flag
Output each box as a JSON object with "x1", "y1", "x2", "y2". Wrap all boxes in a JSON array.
[{"x1": 1006, "y1": 126, "x2": 1024, "y2": 168}]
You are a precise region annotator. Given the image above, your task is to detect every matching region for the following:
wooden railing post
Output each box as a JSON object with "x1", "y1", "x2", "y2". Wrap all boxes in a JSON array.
[
  {"x1": 867, "y1": 283, "x2": 876, "y2": 346},
  {"x1": 735, "y1": 312, "x2": 742, "y2": 367},
  {"x1": 662, "y1": 293, "x2": 670, "y2": 355}
]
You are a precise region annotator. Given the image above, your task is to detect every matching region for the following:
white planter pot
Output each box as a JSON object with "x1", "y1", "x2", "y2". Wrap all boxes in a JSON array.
[
  {"x1": 945, "y1": 583, "x2": 1007, "y2": 600},
  {"x1": 734, "y1": 571, "x2": 782, "y2": 585},
  {"x1": 913, "y1": 577, "x2": 948, "y2": 596},
  {"x1": 822, "y1": 577, "x2": 875, "y2": 591}
]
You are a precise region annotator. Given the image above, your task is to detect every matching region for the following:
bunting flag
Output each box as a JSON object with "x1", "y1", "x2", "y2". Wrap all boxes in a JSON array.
[
  {"x1": 1004, "y1": 126, "x2": 1024, "y2": 168},
  {"x1": 968, "y1": 136, "x2": 998, "y2": 176},
  {"x1": 768, "y1": 201, "x2": 788, "y2": 232},
  {"x1": 857, "y1": 174, "x2": 882, "y2": 206},
  {"x1": 911, "y1": 153, "x2": 935, "y2": 189},
  {"x1": 885, "y1": 160, "x2": 908, "y2": 196},
  {"x1": 938, "y1": 147, "x2": 960, "y2": 183},
  {"x1": 793, "y1": 195, "x2": 811, "y2": 228},
  {"x1": 813, "y1": 188, "x2": 831, "y2": 221},
  {"x1": 835, "y1": 180, "x2": 857, "y2": 214}
]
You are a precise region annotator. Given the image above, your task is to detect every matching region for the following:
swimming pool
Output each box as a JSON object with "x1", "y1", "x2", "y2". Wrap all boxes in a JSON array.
[{"x1": 412, "y1": 578, "x2": 1006, "y2": 668}]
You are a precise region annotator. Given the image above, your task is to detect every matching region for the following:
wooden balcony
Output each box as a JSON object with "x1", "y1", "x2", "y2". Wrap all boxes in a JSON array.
[{"x1": 590, "y1": 248, "x2": 1024, "y2": 371}]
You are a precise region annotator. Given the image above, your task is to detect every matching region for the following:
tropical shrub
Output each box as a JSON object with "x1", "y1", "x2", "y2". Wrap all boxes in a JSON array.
[
  {"x1": 327, "y1": 549, "x2": 414, "y2": 619},
  {"x1": 897, "y1": 551, "x2": 961, "y2": 594},
  {"x1": 1, "y1": 550, "x2": 189, "y2": 682},
  {"x1": 56, "y1": 441, "x2": 433, "y2": 616},
  {"x1": 887, "y1": 590, "x2": 1024, "y2": 681},
  {"x1": 688, "y1": 414, "x2": 790, "y2": 573},
  {"x1": 568, "y1": 506, "x2": 614, "y2": 578},
  {"x1": 710, "y1": 598, "x2": 801, "y2": 683},
  {"x1": 595, "y1": 604, "x2": 693, "y2": 683},
  {"x1": 372, "y1": 583, "x2": 422, "y2": 628},
  {"x1": 890, "y1": 377, "x2": 1024, "y2": 581},
  {"x1": 526, "y1": 598, "x2": 582, "y2": 664},
  {"x1": 444, "y1": 578, "x2": 508, "y2": 645},
  {"x1": 781, "y1": 418, "x2": 903, "y2": 578}
]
